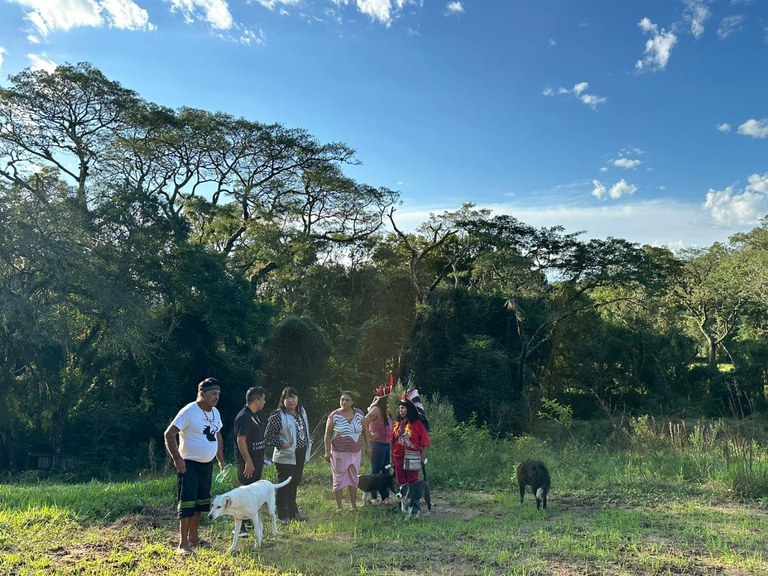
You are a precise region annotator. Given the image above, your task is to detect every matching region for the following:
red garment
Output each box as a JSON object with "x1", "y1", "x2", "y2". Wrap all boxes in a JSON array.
[{"x1": 391, "y1": 418, "x2": 430, "y2": 484}]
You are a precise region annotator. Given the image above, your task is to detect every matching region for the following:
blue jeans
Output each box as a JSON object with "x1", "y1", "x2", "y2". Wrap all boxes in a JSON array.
[{"x1": 370, "y1": 441, "x2": 391, "y2": 500}]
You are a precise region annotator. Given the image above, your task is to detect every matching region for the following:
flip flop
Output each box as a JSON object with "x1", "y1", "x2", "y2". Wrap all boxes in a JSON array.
[
  {"x1": 176, "y1": 546, "x2": 194, "y2": 556},
  {"x1": 191, "y1": 539, "x2": 211, "y2": 548}
]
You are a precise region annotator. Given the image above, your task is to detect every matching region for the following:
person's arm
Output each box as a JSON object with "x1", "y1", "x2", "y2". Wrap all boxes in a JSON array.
[
  {"x1": 216, "y1": 430, "x2": 225, "y2": 470},
  {"x1": 163, "y1": 424, "x2": 186, "y2": 474},
  {"x1": 390, "y1": 422, "x2": 397, "y2": 467},
  {"x1": 420, "y1": 423, "x2": 430, "y2": 463},
  {"x1": 237, "y1": 435, "x2": 255, "y2": 478},
  {"x1": 361, "y1": 411, "x2": 372, "y2": 458},
  {"x1": 264, "y1": 412, "x2": 279, "y2": 447},
  {"x1": 362, "y1": 406, "x2": 380, "y2": 440},
  {"x1": 323, "y1": 415, "x2": 334, "y2": 462}
]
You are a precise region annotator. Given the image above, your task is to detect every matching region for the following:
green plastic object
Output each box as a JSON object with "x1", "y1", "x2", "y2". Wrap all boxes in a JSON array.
[{"x1": 214, "y1": 463, "x2": 236, "y2": 489}]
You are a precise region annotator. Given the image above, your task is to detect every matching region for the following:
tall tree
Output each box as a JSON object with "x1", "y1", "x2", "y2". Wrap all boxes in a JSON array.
[{"x1": 0, "y1": 63, "x2": 141, "y2": 209}]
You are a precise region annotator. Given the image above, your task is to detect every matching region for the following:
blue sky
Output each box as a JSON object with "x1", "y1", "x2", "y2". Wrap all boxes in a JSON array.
[{"x1": 1, "y1": 0, "x2": 767, "y2": 248}]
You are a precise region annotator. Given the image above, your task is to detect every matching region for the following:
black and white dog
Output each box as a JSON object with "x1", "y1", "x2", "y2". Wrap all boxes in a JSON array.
[
  {"x1": 395, "y1": 480, "x2": 432, "y2": 520},
  {"x1": 516, "y1": 459, "x2": 550, "y2": 510},
  {"x1": 357, "y1": 467, "x2": 397, "y2": 505}
]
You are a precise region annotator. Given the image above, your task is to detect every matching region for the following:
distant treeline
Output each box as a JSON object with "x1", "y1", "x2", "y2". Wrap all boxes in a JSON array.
[{"x1": 1, "y1": 63, "x2": 767, "y2": 476}]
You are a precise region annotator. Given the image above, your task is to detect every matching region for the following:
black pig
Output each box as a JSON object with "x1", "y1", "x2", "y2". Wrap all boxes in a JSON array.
[{"x1": 517, "y1": 459, "x2": 550, "y2": 509}]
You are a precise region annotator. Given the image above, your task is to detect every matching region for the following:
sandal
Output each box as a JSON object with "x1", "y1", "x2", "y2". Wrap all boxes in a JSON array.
[{"x1": 382, "y1": 498, "x2": 392, "y2": 505}]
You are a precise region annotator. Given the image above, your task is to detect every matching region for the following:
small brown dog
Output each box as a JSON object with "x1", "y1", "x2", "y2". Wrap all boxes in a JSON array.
[{"x1": 516, "y1": 459, "x2": 550, "y2": 509}]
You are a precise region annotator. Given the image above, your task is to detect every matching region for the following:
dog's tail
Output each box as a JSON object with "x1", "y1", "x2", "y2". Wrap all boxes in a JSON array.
[{"x1": 273, "y1": 476, "x2": 293, "y2": 489}]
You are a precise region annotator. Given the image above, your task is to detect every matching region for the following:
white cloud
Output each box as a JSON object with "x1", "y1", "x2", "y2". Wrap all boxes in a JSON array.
[
  {"x1": 704, "y1": 173, "x2": 768, "y2": 226},
  {"x1": 11, "y1": 0, "x2": 102, "y2": 36},
  {"x1": 0, "y1": 47, "x2": 5, "y2": 71},
  {"x1": 27, "y1": 53, "x2": 57, "y2": 72},
  {"x1": 718, "y1": 15, "x2": 745, "y2": 39},
  {"x1": 255, "y1": 0, "x2": 301, "y2": 9},
  {"x1": 716, "y1": 123, "x2": 732, "y2": 133},
  {"x1": 591, "y1": 179, "x2": 608, "y2": 200},
  {"x1": 330, "y1": 0, "x2": 419, "y2": 27},
  {"x1": 444, "y1": 2, "x2": 463, "y2": 15},
  {"x1": 543, "y1": 81, "x2": 606, "y2": 109},
  {"x1": 580, "y1": 93, "x2": 607, "y2": 108},
  {"x1": 592, "y1": 178, "x2": 637, "y2": 200},
  {"x1": 609, "y1": 179, "x2": 637, "y2": 199},
  {"x1": 748, "y1": 172, "x2": 768, "y2": 194},
  {"x1": 612, "y1": 158, "x2": 642, "y2": 169},
  {"x1": 8, "y1": 0, "x2": 154, "y2": 36},
  {"x1": 487, "y1": 199, "x2": 735, "y2": 248},
  {"x1": 102, "y1": 0, "x2": 155, "y2": 30},
  {"x1": 635, "y1": 17, "x2": 677, "y2": 72},
  {"x1": 737, "y1": 118, "x2": 768, "y2": 139},
  {"x1": 393, "y1": 193, "x2": 753, "y2": 249},
  {"x1": 166, "y1": 0, "x2": 234, "y2": 30},
  {"x1": 683, "y1": 0, "x2": 710, "y2": 39},
  {"x1": 235, "y1": 26, "x2": 266, "y2": 46}
]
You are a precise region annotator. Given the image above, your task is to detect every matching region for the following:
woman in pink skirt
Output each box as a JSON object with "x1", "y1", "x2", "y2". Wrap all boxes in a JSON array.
[{"x1": 324, "y1": 391, "x2": 371, "y2": 512}]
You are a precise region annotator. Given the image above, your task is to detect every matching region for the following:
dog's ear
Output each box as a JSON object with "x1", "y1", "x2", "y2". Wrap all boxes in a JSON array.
[{"x1": 223, "y1": 496, "x2": 232, "y2": 509}]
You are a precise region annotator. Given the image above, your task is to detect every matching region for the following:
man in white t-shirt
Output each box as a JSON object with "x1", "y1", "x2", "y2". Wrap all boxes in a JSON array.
[{"x1": 164, "y1": 377, "x2": 226, "y2": 555}]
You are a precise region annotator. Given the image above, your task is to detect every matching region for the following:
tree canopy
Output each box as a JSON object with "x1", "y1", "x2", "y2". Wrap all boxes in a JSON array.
[{"x1": 2, "y1": 63, "x2": 767, "y2": 475}]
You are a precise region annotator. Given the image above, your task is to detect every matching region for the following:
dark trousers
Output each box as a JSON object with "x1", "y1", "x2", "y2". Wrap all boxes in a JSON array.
[
  {"x1": 275, "y1": 447, "x2": 307, "y2": 519},
  {"x1": 370, "y1": 441, "x2": 391, "y2": 500},
  {"x1": 236, "y1": 449, "x2": 265, "y2": 486},
  {"x1": 176, "y1": 459, "x2": 213, "y2": 519}
]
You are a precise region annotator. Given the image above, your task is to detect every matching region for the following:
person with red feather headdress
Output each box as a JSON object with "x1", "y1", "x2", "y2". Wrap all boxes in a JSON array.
[
  {"x1": 362, "y1": 373, "x2": 395, "y2": 505},
  {"x1": 391, "y1": 384, "x2": 431, "y2": 487}
]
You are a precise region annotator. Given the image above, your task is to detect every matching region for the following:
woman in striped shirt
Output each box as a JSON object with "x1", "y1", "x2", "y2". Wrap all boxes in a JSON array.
[{"x1": 324, "y1": 390, "x2": 371, "y2": 512}]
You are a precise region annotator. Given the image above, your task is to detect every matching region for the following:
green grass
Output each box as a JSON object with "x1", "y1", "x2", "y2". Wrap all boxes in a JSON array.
[{"x1": 3, "y1": 411, "x2": 768, "y2": 574}]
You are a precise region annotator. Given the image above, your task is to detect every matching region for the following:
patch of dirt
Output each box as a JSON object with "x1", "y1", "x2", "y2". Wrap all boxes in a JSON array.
[{"x1": 110, "y1": 505, "x2": 176, "y2": 530}]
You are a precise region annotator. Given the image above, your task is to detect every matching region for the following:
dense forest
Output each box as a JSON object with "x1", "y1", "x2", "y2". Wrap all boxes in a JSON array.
[{"x1": 1, "y1": 63, "x2": 767, "y2": 476}]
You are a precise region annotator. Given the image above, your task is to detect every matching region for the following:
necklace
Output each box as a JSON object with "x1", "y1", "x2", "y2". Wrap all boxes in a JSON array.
[{"x1": 201, "y1": 405, "x2": 215, "y2": 424}]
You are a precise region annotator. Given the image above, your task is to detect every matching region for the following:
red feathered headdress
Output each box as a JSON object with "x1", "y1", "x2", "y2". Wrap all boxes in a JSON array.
[{"x1": 372, "y1": 372, "x2": 394, "y2": 398}]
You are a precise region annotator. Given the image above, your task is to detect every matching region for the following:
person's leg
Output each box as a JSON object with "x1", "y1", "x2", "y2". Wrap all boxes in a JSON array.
[
  {"x1": 290, "y1": 448, "x2": 307, "y2": 519},
  {"x1": 349, "y1": 452, "x2": 360, "y2": 509},
  {"x1": 370, "y1": 442, "x2": 383, "y2": 474},
  {"x1": 178, "y1": 517, "x2": 193, "y2": 553},
  {"x1": 236, "y1": 459, "x2": 254, "y2": 532},
  {"x1": 176, "y1": 465, "x2": 197, "y2": 553},
  {"x1": 331, "y1": 450, "x2": 344, "y2": 511},
  {"x1": 252, "y1": 449, "x2": 265, "y2": 481},
  {"x1": 190, "y1": 460, "x2": 213, "y2": 546},
  {"x1": 275, "y1": 462, "x2": 292, "y2": 520},
  {"x1": 380, "y1": 444, "x2": 392, "y2": 502},
  {"x1": 187, "y1": 512, "x2": 202, "y2": 546},
  {"x1": 394, "y1": 459, "x2": 407, "y2": 486},
  {"x1": 236, "y1": 459, "x2": 250, "y2": 486},
  {"x1": 369, "y1": 442, "x2": 383, "y2": 501}
]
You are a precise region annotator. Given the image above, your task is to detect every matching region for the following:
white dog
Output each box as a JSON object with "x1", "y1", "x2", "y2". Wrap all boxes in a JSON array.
[{"x1": 208, "y1": 476, "x2": 292, "y2": 551}]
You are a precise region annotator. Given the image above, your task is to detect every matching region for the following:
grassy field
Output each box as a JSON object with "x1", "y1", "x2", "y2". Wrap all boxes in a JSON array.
[{"x1": 3, "y1": 411, "x2": 768, "y2": 575}]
